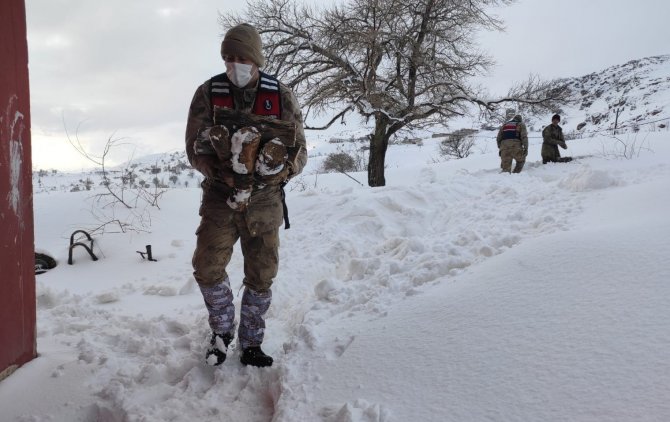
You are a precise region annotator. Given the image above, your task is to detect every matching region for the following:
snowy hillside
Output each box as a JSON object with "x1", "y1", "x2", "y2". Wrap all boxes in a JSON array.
[
  {"x1": 562, "y1": 55, "x2": 670, "y2": 132},
  {"x1": 513, "y1": 55, "x2": 670, "y2": 136}
]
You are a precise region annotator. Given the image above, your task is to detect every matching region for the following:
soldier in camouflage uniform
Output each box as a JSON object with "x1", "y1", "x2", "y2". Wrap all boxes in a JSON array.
[
  {"x1": 496, "y1": 114, "x2": 528, "y2": 173},
  {"x1": 185, "y1": 24, "x2": 307, "y2": 367},
  {"x1": 541, "y1": 114, "x2": 571, "y2": 164}
]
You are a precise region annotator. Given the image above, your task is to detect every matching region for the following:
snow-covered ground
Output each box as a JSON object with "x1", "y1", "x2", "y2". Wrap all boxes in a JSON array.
[{"x1": 2, "y1": 129, "x2": 670, "y2": 421}]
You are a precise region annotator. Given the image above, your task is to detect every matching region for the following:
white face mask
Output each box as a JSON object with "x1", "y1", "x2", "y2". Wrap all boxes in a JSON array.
[{"x1": 226, "y1": 62, "x2": 256, "y2": 88}]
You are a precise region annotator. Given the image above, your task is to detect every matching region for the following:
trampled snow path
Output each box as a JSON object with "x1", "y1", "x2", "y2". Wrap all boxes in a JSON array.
[{"x1": 3, "y1": 133, "x2": 670, "y2": 421}]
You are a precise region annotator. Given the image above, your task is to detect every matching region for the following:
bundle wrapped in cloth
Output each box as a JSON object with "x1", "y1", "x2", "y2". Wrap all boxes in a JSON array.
[{"x1": 196, "y1": 107, "x2": 299, "y2": 210}]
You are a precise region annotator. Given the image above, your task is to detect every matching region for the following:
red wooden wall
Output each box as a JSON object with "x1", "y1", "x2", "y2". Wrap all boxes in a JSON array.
[{"x1": 0, "y1": 0, "x2": 36, "y2": 381}]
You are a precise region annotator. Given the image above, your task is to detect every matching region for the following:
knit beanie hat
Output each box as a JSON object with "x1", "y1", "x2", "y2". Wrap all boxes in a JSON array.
[{"x1": 221, "y1": 24, "x2": 265, "y2": 67}]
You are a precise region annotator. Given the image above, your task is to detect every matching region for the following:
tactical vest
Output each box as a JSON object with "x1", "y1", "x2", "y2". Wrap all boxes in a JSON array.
[
  {"x1": 209, "y1": 71, "x2": 282, "y2": 118},
  {"x1": 208, "y1": 71, "x2": 292, "y2": 229},
  {"x1": 501, "y1": 120, "x2": 521, "y2": 140}
]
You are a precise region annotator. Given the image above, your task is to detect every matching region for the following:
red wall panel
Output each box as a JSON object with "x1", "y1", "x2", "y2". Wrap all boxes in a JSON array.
[{"x1": 0, "y1": 0, "x2": 36, "y2": 380}]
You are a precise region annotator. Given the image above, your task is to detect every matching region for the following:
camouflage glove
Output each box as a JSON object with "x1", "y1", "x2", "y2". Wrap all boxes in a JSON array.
[
  {"x1": 498, "y1": 149, "x2": 501, "y2": 157},
  {"x1": 208, "y1": 125, "x2": 232, "y2": 162},
  {"x1": 192, "y1": 156, "x2": 221, "y2": 179},
  {"x1": 521, "y1": 147, "x2": 528, "y2": 157},
  {"x1": 559, "y1": 141, "x2": 568, "y2": 149},
  {"x1": 192, "y1": 126, "x2": 231, "y2": 180},
  {"x1": 194, "y1": 127, "x2": 216, "y2": 156}
]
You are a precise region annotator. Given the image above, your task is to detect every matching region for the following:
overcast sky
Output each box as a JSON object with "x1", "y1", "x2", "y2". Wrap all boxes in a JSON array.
[{"x1": 26, "y1": 0, "x2": 670, "y2": 170}]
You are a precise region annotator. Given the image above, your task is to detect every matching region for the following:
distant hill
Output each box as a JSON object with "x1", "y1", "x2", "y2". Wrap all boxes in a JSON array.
[
  {"x1": 33, "y1": 150, "x2": 197, "y2": 194},
  {"x1": 508, "y1": 55, "x2": 670, "y2": 135}
]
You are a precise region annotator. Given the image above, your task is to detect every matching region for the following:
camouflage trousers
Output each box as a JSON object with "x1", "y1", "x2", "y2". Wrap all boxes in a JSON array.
[
  {"x1": 193, "y1": 182, "x2": 284, "y2": 346},
  {"x1": 500, "y1": 140, "x2": 526, "y2": 173},
  {"x1": 192, "y1": 182, "x2": 283, "y2": 291}
]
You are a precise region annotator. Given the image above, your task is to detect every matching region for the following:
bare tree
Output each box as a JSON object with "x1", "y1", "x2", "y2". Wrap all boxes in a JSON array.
[
  {"x1": 65, "y1": 124, "x2": 133, "y2": 208},
  {"x1": 476, "y1": 75, "x2": 570, "y2": 128},
  {"x1": 221, "y1": 0, "x2": 568, "y2": 186},
  {"x1": 65, "y1": 125, "x2": 166, "y2": 234}
]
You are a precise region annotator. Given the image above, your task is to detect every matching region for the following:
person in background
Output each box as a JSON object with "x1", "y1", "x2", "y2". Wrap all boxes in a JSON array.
[
  {"x1": 496, "y1": 114, "x2": 528, "y2": 173},
  {"x1": 541, "y1": 114, "x2": 572, "y2": 164}
]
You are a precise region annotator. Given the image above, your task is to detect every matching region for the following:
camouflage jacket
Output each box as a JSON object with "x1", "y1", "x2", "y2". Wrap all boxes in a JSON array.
[
  {"x1": 185, "y1": 75, "x2": 307, "y2": 189},
  {"x1": 542, "y1": 124, "x2": 565, "y2": 147},
  {"x1": 496, "y1": 120, "x2": 528, "y2": 150}
]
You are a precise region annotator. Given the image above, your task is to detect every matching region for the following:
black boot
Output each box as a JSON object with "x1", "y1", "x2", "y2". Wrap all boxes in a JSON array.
[
  {"x1": 240, "y1": 346, "x2": 273, "y2": 367},
  {"x1": 205, "y1": 332, "x2": 233, "y2": 366}
]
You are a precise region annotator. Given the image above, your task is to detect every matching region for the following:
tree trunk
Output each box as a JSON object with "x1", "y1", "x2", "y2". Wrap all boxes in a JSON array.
[{"x1": 367, "y1": 116, "x2": 389, "y2": 187}]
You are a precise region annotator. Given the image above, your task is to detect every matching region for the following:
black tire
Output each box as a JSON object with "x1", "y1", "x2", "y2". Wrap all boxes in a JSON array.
[{"x1": 35, "y1": 252, "x2": 57, "y2": 274}]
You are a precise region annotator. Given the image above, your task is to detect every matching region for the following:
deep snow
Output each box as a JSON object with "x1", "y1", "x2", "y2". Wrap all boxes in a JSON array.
[{"x1": 1, "y1": 129, "x2": 670, "y2": 421}]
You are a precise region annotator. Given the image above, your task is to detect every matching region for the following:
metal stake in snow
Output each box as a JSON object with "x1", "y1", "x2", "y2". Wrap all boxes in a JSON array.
[{"x1": 137, "y1": 245, "x2": 158, "y2": 262}]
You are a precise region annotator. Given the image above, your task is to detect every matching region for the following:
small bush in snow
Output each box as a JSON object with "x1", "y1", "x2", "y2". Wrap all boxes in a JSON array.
[
  {"x1": 322, "y1": 152, "x2": 356, "y2": 173},
  {"x1": 439, "y1": 135, "x2": 475, "y2": 159}
]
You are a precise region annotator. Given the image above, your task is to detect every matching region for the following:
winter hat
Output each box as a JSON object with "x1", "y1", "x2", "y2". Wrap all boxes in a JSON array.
[
  {"x1": 552, "y1": 114, "x2": 561, "y2": 122},
  {"x1": 221, "y1": 23, "x2": 265, "y2": 67},
  {"x1": 513, "y1": 114, "x2": 522, "y2": 122}
]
